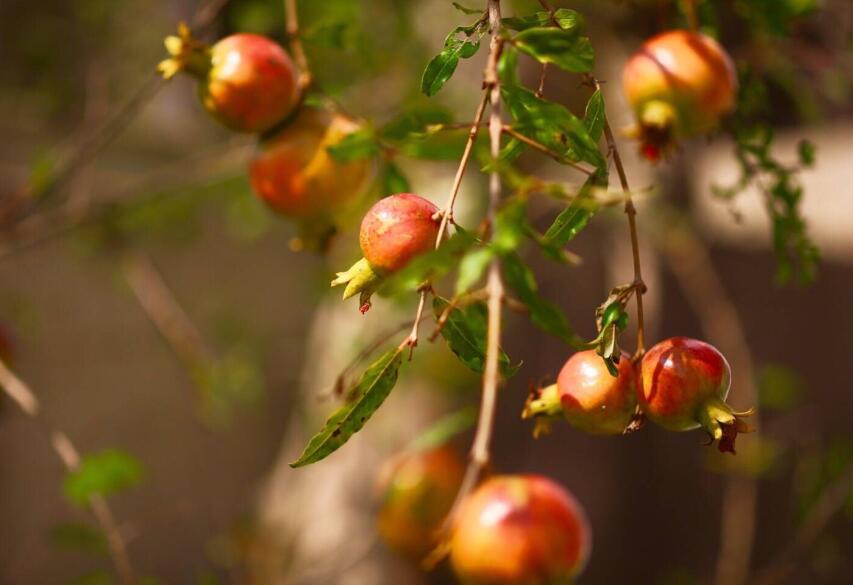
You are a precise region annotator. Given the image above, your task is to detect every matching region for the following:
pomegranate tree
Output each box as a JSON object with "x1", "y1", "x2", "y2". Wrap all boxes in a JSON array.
[
  {"x1": 450, "y1": 475, "x2": 591, "y2": 585},
  {"x1": 376, "y1": 446, "x2": 464, "y2": 560},
  {"x1": 332, "y1": 193, "x2": 439, "y2": 312},
  {"x1": 159, "y1": 24, "x2": 300, "y2": 133},
  {"x1": 639, "y1": 337, "x2": 751, "y2": 453},
  {"x1": 524, "y1": 350, "x2": 638, "y2": 436},
  {"x1": 249, "y1": 107, "x2": 371, "y2": 250},
  {"x1": 622, "y1": 29, "x2": 737, "y2": 160}
]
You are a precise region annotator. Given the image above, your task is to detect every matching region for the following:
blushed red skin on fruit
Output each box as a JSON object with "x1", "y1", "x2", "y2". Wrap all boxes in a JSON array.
[
  {"x1": 623, "y1": 30, "x2": 737, "y2": 137},
  {"x1": 557, "y1": 350, "x2": 638, "y2": 435},
  {"x1": 249, "y1": 108, "x2": 369, "y2": 219},
  {"x1": 359, "y1": 193, "x2": 439, "y2": 273},
  {"x1": 202, "y1": 34, "x2": 299, "y2": 133},
  {"x1": 376, "y1": 447, "x2": 465, "y2": 560},
  {"x1": 451, "y1": 475, "x2": 591, "y2": 585},
  {"x1": 639, "y1": 337, "x2": 731, "y2": 431}
]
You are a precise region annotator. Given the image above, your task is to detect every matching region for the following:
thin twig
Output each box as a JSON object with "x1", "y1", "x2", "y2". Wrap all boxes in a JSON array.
[
  {"x1": 536, "y1": 63, "x2": 549, "y2": 98},
  {"x1": 284, "y1": 0, "x2": 312, "y2": 88},
  {"x1": 0, "y1": 359, "x2": 136, "y2": 584},
  {"x1": 750, "y1": 465, "x2": 853, "y2": 585},
  {"x1": 684, "y1": 0, "x2": 699, "y2": 32},
  {"x1": 502, "y1": 125, "x2": 594, "y2": 176}
]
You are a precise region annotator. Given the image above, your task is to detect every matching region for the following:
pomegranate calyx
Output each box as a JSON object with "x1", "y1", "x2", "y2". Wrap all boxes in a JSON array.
[
  {"x1": 158, "y1": 23, "x2": 212, "y2": 80},
  {"x1": 698, "y1": 397, "x2": 756, "y2": 455},
  {"x1": 331, "y1": 257, "x2": 383, "y2": 312}
]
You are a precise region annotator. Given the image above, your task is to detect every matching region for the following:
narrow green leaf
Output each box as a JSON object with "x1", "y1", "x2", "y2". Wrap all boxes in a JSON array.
[
  {"x1": 434, "y1": 297, "x2": 518, "y2": 377},
  {"x1": 503, "y1": 9, "x2": 584, "y2": 32},
  {"x1": 64, "y1": 449, "x2": 144, "y2": 507},
  {"x1": 451, "y1": 2, "x2": 482, "y2": 15},
  {"x1": 501, "y1": 253, "x2": 582, "y2": 346},
  {"x1": 421, "y1": 25, "x2": 485, "y2": 96},
  {"x1": 514, "y1": 27, "x2": 594, "y2": 73},
  {"x1": 290, "y1": 349, "x2": 403, "y2": 467},
  {"x1": 583, "y1": 89, "x2": 606, "y2": 143},
  {"x1": 380, "y1": 105, "x2": 455, "y2": 142},
  {"x1": 456, "y1": 247, "x2": 493, "y2": 295},
  {"x1": 407, "y1": 406, "x2": 478, "y2": 452},
  {"x1": 379, "y1": 161, "x2": 411, "y2": 194},
  {"x1": 326, "y1": 128, "x2": 380, "y2": 162},
  {"x1": 498, "y1": 44, "x2": 519, "y2": 86},
  {"x1": 543, "y1": 172, "x2": 607, "y2": 247},
  {"x1": 492, "y1": 197, "x2": 527, "y2": 254}
]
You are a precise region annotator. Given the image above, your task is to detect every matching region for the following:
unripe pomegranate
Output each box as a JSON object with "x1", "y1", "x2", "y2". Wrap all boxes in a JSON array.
[
  {"x1": 376, "y1": 446, "x2": 465, "y2": 561},
  {"x1": 524, "y1": 350, "x2": 637, "y2": 436},
  {"x1": 451, "y1": 475, "x2": 591, "y2": 585},
  {"x1": 332, "y1": 193, "x2": 440, "y2": 312},
  {"x1": 159, "y1": 24, "x2": 300, "y2": 133},
  {"x1": 249, "y1": 107, "x2": 371, "y2": 248},
  {"x1": 622, "y1": 30, "x2": 737, "y2": 160},
  {"x1": 639, "y1": 337, "x2": 752, "y2": 453}
]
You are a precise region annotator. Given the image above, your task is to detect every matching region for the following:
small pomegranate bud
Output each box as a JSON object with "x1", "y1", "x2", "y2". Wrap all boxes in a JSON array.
[
  {"x1": 249, "y1": 107, "x2": 371, "y2": 250},
  {"x1": 451, "y1": 475, "x2": 591, "y2": 585},
  {"x1": 524, "y1": 350, "x2": 638, "y2": 436},
  {"x1": 332, "y1": 193, "x2": 439, "y2": 311},
  {"x1": 622, "y1": 30, "x2": 737, "y2": 159},
  {"x1": 639, "y1": 337, "x2": 753, "y2": 453},
  {"x1": 159, "y1": 25, "x2": 300, "y2": 133},
  {"x1": 376, "y1": 446, "x2": 464, "y2": 561}
]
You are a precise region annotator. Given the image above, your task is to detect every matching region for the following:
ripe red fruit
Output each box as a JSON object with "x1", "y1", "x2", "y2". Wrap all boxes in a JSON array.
[
  {"x1": 451, "y1": 475, "x2": 591, "y2": 585},
  {"x1": 524, "y1": 350, "x2": 638, "y2": 436},
  {"x1": 249, "y1": 107, "x2": 371, "y2": 249},
  {"x1": 376, "y1": 446, "x2": 465, "y2": 560},
  {"x1": 622, "y1": 30, "x2": 737, "y2": 160},
  {"x1": 332, "y1": 193, "x2": 440, "y2": 312},
  {"x1": 639, "y1": 337, "x2": 752, "y2": 453},
  {"x1": 159, "y1": 25, "x2": 300, "y2": 133}
]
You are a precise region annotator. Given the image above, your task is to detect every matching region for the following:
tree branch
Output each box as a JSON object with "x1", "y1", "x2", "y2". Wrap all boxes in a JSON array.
[{"x1": 284, "y1": 0, "x2": 312, "y2": 88}]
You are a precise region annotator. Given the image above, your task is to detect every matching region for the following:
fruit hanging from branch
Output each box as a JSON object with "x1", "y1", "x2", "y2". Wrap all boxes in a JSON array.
[
  {"x1": 450, "y1": 475, "x2": 591, "y2": 585},
  {"x1": 376, "y1": 446, "x2": 465, "y2": 561},
  {"x1": 159, "y1": 24, "x2": 300, "y2": 133},
  {"x1": 332, "y1": 193, "x2": 440, "y2": 313},
  {"x1": 523, "y1": 350, "x2": 638, "y2": 437},
  {"x1": 622, "y1": 29, "x2": 737, "y2": 161},
  {"x1": 638, "y1": 337, "x2": 753, "y2": 453},
  {"x1": 249, "y1": 107, "x2": 372, "y2": 250}
]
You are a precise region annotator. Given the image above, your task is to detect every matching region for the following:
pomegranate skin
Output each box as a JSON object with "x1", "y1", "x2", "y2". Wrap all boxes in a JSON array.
[
  {"x1": 623, "y1": 30, "x2": 737, "y2": 140},
  {"x1": 249, "y1": 108, "x2": 370, "y2": 221},
  {"x1": 639, "y1": 337, "x2": 731, "y2": 431},
  {"x1": 359, "y1": 194, "x2": 440, "y2": 273},
  {"x1": 376, "y1": 447, "x2": 465, "y2": 561},
  {"x1": 557, "y1": 350, "x2": 638, "y2": 435},
  {"x1": 450, "y1": 475, "x2": 591, "y2": 585},
  {"x1": 202, "y1": 34, "x2": 299, "y2": 133}
]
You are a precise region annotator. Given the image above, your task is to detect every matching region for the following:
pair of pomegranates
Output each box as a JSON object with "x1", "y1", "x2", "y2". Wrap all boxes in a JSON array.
[
  {"x1": 377, "y1": 446, "x2": 590, "y2": 584},
  {"x1": 159, "y1": 26, "x2": 370, "y2": 248}
]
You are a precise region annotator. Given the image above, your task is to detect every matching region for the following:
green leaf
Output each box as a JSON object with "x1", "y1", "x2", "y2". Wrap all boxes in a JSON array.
[
  {"x1": 757, "y1": 364, "x2": 805, "y2": 411},
  {"x1": 456, "y1": 247, "x2": 493, "y2": 295},
  {"x1": 797, "y1": 139, "x2": 816, "y2": 167},
  {"x1": 543, "y1": 172, "x2": 607, "y2": 247},
  {"x1": 503, "y1": 9, "x2": 585, "y2": 33},
  {"x1": 451, "y1": 1, "x2": 482, "y2": 15},
  {"x1": 502, "y1": 253, "x2": 582, "y2": 346},
  {"x1": 498, "y1": 44, "x2": 520, "y2": 86},
  {"x1": 290, "y1": 349, "x2": 403, "y2": 467},
  {"x1": 434, "y1": 296, "x2": 518, "y2": 377},
  {"x1": 407, "y1": 406, "x2": 477, "y2": 452},
  {"x1": 302, "y1": 19, "x2": 354, "y2": 49},
  {"x1": 379, "y1": 161, "x2": 411, "y2": 194},
  {"x1": 502, "y1": 84, "x2": 605, "y2": 169},
  {"x1": 50, "y1": 522, "x2": 108, "y2": 555},
  {"x1": 514, "y1": 27, "x2": 594, "y2": 73},
  {"x1": 492, "y1": 197, "x2": 527, "y2": 254},
  {"x1": 583, "y1": 89, "x2": 606, "y2": 143},
  {"x1": 326, "y1": 128, "x2": 380, "y2": 162},
  {"x1": 421, "y1": 24, "x2": 486, "y2": 96},
  {"x1": 64, "y1": 449, "x2": 144, "y2": 507},
  {"x1": 381, "y1": 230, "x2": 477, "y2": 295}
]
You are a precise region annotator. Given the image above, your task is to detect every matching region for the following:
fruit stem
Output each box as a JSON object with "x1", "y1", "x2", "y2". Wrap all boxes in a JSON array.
[{"x1": 284, "y1": 0, "x2": 312, "y2": 89}]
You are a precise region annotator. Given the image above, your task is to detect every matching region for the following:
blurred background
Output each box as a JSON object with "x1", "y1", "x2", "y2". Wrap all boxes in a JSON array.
[{"x1": 0, "y1": 0, "x2": 851, "y2": 584}]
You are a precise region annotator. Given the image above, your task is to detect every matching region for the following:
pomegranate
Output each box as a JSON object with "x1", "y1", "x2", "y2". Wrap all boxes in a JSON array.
[
  {"x1": 332, "y1": 193, "x2": 439, "y2": 312},
  {"x1": 376, "y1": 446, "x2": 465, "y2": 561},
  {"x1": 451, "y1": 475, "x2": 591, "y2": 585},
  {"x1": 639, "y1": 337, "x2": 752, "y2": 453},
  {"x1": 249, "y1": 107, "x2": 371, "y2": 249},
  {"x1": 159, "y1": 24, "x2": 300, "y2": 133},
  {"x1": 622, "y1": 30, "x2": 737, "y2": 160},
  {"x1": 524, "y1": 350, "x2": 637, "y2": 436}
]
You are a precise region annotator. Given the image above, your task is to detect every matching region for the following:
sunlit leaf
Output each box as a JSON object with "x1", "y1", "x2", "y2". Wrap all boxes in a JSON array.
[
  {"x1": 514, "y1": 27, "x2": 594, "y2": 73},
  {"x1": 64, "y1": 449, "x2": 144, "y2": 507},
  {"x1": 421, "y1": 23, "x2": 486, "y2": 96}
]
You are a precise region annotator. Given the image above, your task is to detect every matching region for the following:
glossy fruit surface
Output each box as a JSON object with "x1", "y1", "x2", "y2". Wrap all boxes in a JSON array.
[
  {"x1": 451, "y1": 475, "x2": 591, "y2": 585},
  {"x1": 376, "y1": 446, "x2": 464, "y2": 560},
  {"x1": 623, "y1": 30, "x2": 737, "y2": 158},
  {"x1": 249, "y1": 107, "x2": 370, "y2": 221},
  {"x1": 557, "y1": 350, "x2": 637, "y2": 435},
  {"x1": 202, "y1": 34, "x2": 299, "y2": 132},
  {"x1": 359, "y1": 193, "x2": 439, "y2": 273}
]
